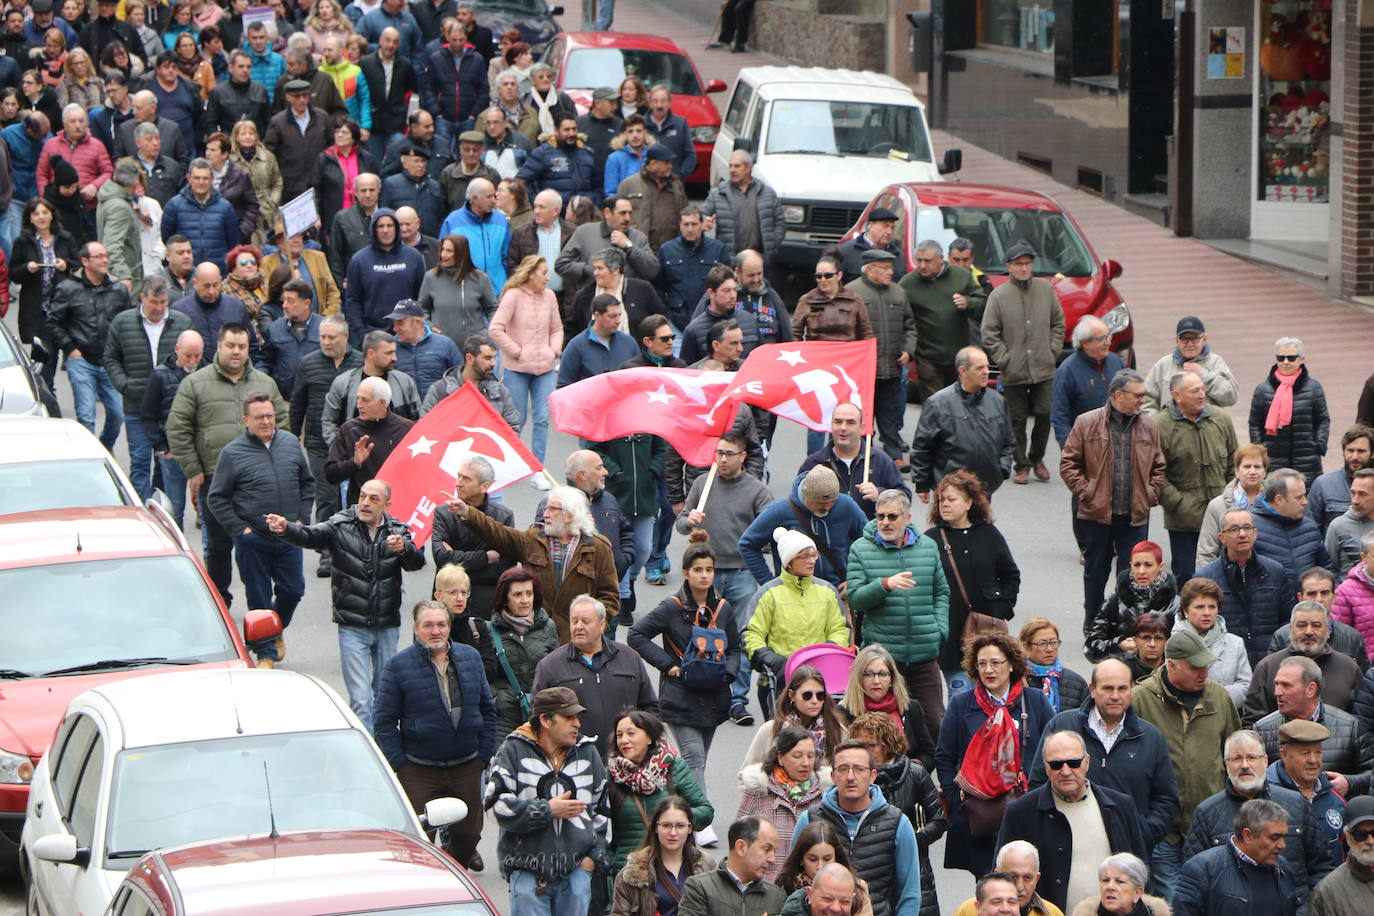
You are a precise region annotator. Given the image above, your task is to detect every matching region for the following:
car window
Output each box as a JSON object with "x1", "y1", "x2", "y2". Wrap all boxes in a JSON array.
[
  {"x1": 743, "y1": 99, "x2": 764, "y2": 146},
  {"x1": 723, "y1": 80, "x2": 753, "y2": 133},
  {"x1": 0, "y1": 555, "x2": 239, "y2": 677},
  {"x1": 0, "y1": 324, "x2": 20, "y2": 369},
  {"x1": 110, "y1": 886, "x2": 159, "y2": 916},
  {"x1": 52, "y1": 714, "x2": 99, "y2": 812},
  {"x1": 562, "y1": 48, "x2": 703, "y2": 96},
  {"x1": 543, "y1": 38, "x2": 563, "y2": 72},
  {"x1": 473, "y1": 0, "x2": 546, "y2": 11},
  {"x1": 0, "y1": 459, "x2": 132, "y2": 514},
  {"x1": 873, "y1": 192, "x2": 905, "y2": 253},
  {"x1": 763, "y1": 99, "x2": 932, "y2": 161},
  {"x1": 106, "y1": 729, "x2": 413, "y2": 865},
  {"x1": 913, "y1": 205, "x2": 1096, "y2": 278},
  {"x1": 68, "y1": 731, "x2": 105, "y2": 847}
]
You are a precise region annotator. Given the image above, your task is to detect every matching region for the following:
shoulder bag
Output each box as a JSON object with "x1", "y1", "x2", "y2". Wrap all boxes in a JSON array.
[{"x1": 938, "y1": 527, "x2": 1009, "y2": 650}]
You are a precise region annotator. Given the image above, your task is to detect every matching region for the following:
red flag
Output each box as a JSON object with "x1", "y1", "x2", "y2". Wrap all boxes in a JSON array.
[
  {"x1": 702, "y1": 340, "x2": 878, "y2": 434},
  {"x1": 377, "y1": 383, "x2": 543, "y2": 546},
  {"x1": 548, "y1": 366, "x2": 735, "y2": 466}
]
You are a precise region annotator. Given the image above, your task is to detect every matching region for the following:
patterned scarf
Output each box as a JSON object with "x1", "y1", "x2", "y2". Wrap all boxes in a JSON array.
[
  {"x1": 955, "y1": 681, "x2": 1027, "y2": 799},
  {"x1": 607, "y1": 741, "x2": 674, "y2": 796},
  {"x1": 783, "y1": 712, "x2": 828, "y2": 760},
  {"x1": 863, "y1": 691, "x2": 905, "y2": 733},
  {"x1": 771, "y1": 764, "x2": 818, "y2": 802},
  {"x1": 1029, "y1": 659, "x2": 1063, "y2": 712}
]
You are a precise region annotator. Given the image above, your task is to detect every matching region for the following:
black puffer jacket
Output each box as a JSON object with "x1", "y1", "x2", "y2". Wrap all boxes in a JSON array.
[
  {"x1": 45, "y1": 270, "x2": 134, "y2": 358},
  {"x1": 431, "y1": 497, "x2": 516, "y2": 619},
  {"x1": 288, "y1": 347, "x2": 363, "y2": 451},
  {"x1": 1249, "y1": 365, "x2": 1330, "y2": 483},
  {"x1": 276, "y1": 508, "x2": 426, "y2": 628},
  {"x1": 140, "y1": 353, "x2": 204, "y2": 451},
  {"x1": 628, "y1": 587, "x2": 741, "y2": 729},
  {"x1": 872, "y1": 755, "x2": 945, "y2": 916},
  {"x1": 206, "y1": 428, "x2": 314, "y2": 536},
  {"x1": 1182, "y1": 780, "x2": 1336, "y2": 910},
  {"x1": 1256, "y1": 703, "x2": 1374, "y2": 795},
  {"x1": 1086, "y1": 569, "x2": 1181, "y2": 662}
]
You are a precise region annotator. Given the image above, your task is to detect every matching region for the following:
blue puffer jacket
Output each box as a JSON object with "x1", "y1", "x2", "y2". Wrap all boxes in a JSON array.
[
  {"x1": 373, "y1": 638, "x2": 497, "y2": 769},
  {"x1": 1172, "y1": 840, "x2": 1300, "y2": 916},
  {"x1": 259, "y1": 313, "x2": 322, "y2": 396},
  {"x1": 1251, "y1": 497, "x2": 1333, "y2": 583},
  {"x1": 246, "y1": 46, "x2": 286, "y2": 102},
  {"x1": 441, "y1": 204, "x2": 511, "y2": 292},
  {"x1": 344, "y1": 208, "x2": 427, "y2": 341},
  {"x1": 738, "y1": 476, "x2": 868, "y2": 586},
  {"x1": 393, "y1": 327, "x2": 461, "y2": 399},
  {"x1": 1196, "y1": 551, "x2": 1294, "y2": 665},
  {"x1": 423, "y1": 43, "x2": 487, "y2": 125},
  {"x1": 1050, "y1": 348, "x2": 1126, "y2": 446},
  {"x1": 2, "y1": 122, "x2": 47, "y2": 202},
  {"x1": 161, "y1": 186, "x2": 240, "y2": 271},
  {"x1": 379, "y1": 172, "x2": 446, "y2": 239},
  {"x1": 516, "y1": 140, "x2": 596, "y2": 198},
  {"x1": 656, "y1": 234, "x2": 729, "y2": 324}
]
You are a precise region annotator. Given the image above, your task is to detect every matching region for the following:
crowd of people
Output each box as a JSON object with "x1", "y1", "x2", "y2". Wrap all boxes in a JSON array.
[{"x1": 16, "y1": 1, "x2": 1374, "y2": 915}]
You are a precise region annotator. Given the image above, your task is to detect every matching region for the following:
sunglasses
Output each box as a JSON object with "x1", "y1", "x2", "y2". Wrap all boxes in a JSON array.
[
  {"x1": 794, "y1": 690, "x2": 824, "y2": 702},
  {"x1": 237, "y1": 258, "x2": 257, "y2": 267},
  {"x1": 652, "y1": 333, "x2": 675, "y2": 342},
  {"x1": 1276, "y1": 354, "x2": 1301, "y2": 362},
  {"x1": 814, "y1": 271, "x2": 838, "y2": 280},
  {"x1": 1351, "y1": 826, "x2": 1374, "y2": 843},
  {"x1": 874, "y1": 512, "x2": 904, "y2": 521},
  {"x1": 1046, "y1": 757, "x2": 1084, "y2": 771}
]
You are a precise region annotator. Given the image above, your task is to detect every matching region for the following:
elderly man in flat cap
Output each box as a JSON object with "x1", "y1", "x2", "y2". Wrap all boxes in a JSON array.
[
  {"x1": 845, "y1": 247, "x2": 917, "y2": 466},
  {"x1": 838, "y1": 206, "x2": 907, "y2": 283}
]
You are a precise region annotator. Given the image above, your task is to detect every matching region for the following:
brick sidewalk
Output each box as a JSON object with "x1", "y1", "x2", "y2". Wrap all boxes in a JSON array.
[{"x1": 567, "y1": 0, "x2": 1374, "y2": 455}]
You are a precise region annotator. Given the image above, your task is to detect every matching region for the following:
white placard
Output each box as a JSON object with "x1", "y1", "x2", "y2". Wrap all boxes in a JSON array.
[{"x1": 280, "y1": 190, "x2": 318, "y2": 239}]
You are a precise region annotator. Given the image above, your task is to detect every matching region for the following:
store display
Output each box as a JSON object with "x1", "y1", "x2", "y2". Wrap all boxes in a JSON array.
[{"x1": 1259, "y1": 0, "x2": 1330, "y2": 205}]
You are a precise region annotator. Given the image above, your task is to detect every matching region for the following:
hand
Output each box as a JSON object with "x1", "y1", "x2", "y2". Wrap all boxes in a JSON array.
[
  {"x1": 68, "y1": 348, "x2": 83, "y2": 360},
  {"x1": 264, "y1": 513, "x2": 288, "y2": 534},
  {"x1": 359, "y1": 127, "x2": 370, "y2": 142},
  {"x1": 1181, "y1": 360, "x2": 1203, "y2": 374},
  {"x1": 53, "y1": 258, "x2": 67, "y2": 271},
  {"x1": 548, "y1": 791, "x2": 587, "y2": 819},
  {"x1": 188, "y1": 473, "x2": 205, "y2": 501},
  {"x1": 386, "y1": 533, "x2": 405, "y2": 553},
  {"x1": 1328, "y1": 772, "x2": 1350, "y2": 797},
  {"x1": 667, "y1": 665, "x2": 681, "y2": 678},
  {"x1": 242, "y1": 526, "x2": 253, "y2": 536},
  {"x1": 856, "y1": 481, "x2": 879, "y2": 502},
  {"x1": 162, "y1": 451, "x2": 174, "y2": 459},
  {"x1": 353, "y1": 434, "x2": 374, "y2": 466},
  {"x1": 837, "y1": 581, "x2": 847, "y2": 600},
  {"x1": 446, "y1": 496, "x2": 471, "y2": 518},
  {"x1": 916, "y1": 491, "x2": 930, "y2": 504},
  {"x1": 579, "y1": 856, "x2": 596, "y2": 872},
  {"x1": 1118, "y1": 636, "x2": 1137, "y2": 654},
  {"x1": 609, "y1": 229, "x2": 630, "y2": 248},
  {"x1": 684, "y1": 508, "x2": 704, "y2": 527},
  {"x1": 703, "y1": 214, "x2": 716, "y2": 231},
  {"x1": 81, "y1": 183, "x2": 97, "y2": 200},
  {"x1": 26, "y1": 261, "x2": 38, "y2": 273},
  {"x1": 898, "y1": 351, "x2": 910, "y2": 366},
  {"x1": 671, "y1": 501, "x2": 684, "y2": 516},
  {"x1": 486, "y1": 550, "x2": 500, "y2": 564},
  {"x1": 953, "y1": 294, "x2": 967, "y2": 309},
  {"x1": 121, "y1": 278, "x2": 133, "y2": 292},
  {"x1": 885, "y1": 571, "x2": 916, "y2": 591}
]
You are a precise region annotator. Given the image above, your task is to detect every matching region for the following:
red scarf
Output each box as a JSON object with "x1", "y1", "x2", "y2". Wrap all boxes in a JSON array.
[
  {"x1": 1265, "y1": 371, "x2": 1299, "y2": 435},
  {"x1": 954, "y1": 681, "x2": 1027, "y2": 799},
  {"x1": 863, "y1": 692, "x2": 905, "y2": 733}
]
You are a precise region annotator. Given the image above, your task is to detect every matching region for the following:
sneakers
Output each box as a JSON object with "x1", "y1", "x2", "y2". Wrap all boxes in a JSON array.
[
  {"x1": 645, "y1": 569, "x2": 667, "y2": 587},
  {"x1": 730, "y1": 705, "x2": 755, "y2": 726},
  {"x1": 530, "y1": 475, "x2": 552, "y2": 491},
  {"x1": 695, "y1": 826, "x2": 720, "y2": 847}
]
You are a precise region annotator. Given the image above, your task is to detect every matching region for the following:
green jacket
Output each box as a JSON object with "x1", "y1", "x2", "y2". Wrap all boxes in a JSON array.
[
  {"x1": 680, "y1": 861, "x2": 788, "y2": 916},
  {"x1": 609, "y1": 754, "x2": 713, "y2": 873},
  {"x1": 846, "y1": 274, "x2": 916, "y2": 378},
  {"x1": 594, "y1": 432, "x2": 664, "y2": 517},
  {"x1": 980, "y1": 276, "x2": 1065, "y2": 385},
  {"x1": 102, "y1": 306, "x2": 192, "y2": 412},
  {"x1": 1130, "y1": 665, "x2": 1240, "y2": 842},
  {"x1": 95, "y1": 181, "x2": 143, "y2": 286},
  {"x1": 898, "y1": 262, "x2": 986, "y2": 365},
  {"x1": 846, "y1": 520, "x2": 949, "y2": 664},
  {"x1": 1154, "y1": 405, "x2": 1238, "y2": 532},
  {"x1": 744, "y1": 570, "x2": 850, "y2": 659},
  {"x1": 166, "y1": 361, "x2": 288, "y2": 479}
]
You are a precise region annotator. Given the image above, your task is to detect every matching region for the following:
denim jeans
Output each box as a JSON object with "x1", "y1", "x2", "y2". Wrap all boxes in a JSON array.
[
  {"x1": 338, "y1": 624, "x2": 400, "y2": 731},
  {"x1": 509, "y1": 867, "x2": 592, "y2": 916},
  {"x1": 1149, "y1": 838, "x2": 1183, "y2": 900},
  {"x1": 943, "y1": 668, "x2": 973, "y2": 697},
  {"x1": 66, "y1": 356, "x2": 123, "y2": 450},
  {"x1": 503, "y1": 368, "x2": 555, "y2": 462},
  {"x1": 646, "y1": 478, "x2": 673, "y2": 576},
  {"x1": 124, "y1": 416, "x2": 155, "y2": 500},
  {"x1": 717, "y1": 568, "x2": 762, "y2": 709},
  {"x1": 159, "y1": 454, "x2": 188, "y2": 528},
  {"x1": 0, "y1": 198, "x2": 22, "y2": 261},
  {"x1": 671, "y1": 724, "x2": 715, "y2": 810},
  {"x1": 592, "y1": 0, "x2": 614, "y2": 29},
  {"x1": 234, "y1": 532, "x2": 305, "y2": 661},
  {"x1": 367, "y1": 131, "x2": 405, "y2": 163},
  {"x1": 619, "y1": 513, "x2": 655, "y2": 600}
]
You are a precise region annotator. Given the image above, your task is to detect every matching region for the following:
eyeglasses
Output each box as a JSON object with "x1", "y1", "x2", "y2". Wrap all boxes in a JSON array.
[
  {"x1": 1028, "y1": 638, "x2": 1061, "y2": 650},
  {"x1": 1087, "y1": 334, "x2": 1111, "y2": 343},
  {"x1": 873, "y1": 512, "x2": 904, "y2": 521},
  {"x1": 715, "y1": 449, "x2": 742, "y2": 457},
  {"x1": 1350, "y1": 826, "x2": 1374, "y2": 843},
  {"x1": 832, "y1": 764, "x2": 872, "y2": 776},
  {"x1": 1046, "y1": 757, "x2": 1084, "y2": 771},
  {"x1": 1275, "y1": 354, "x2": 1302, "y2": 362},
  {"x1": 976, "y1": 658, "x2": 1008, "y2": 669},
  {"x1": 247, "y1": 411, "x2": 275, "y2": 421},
  {"x1": 1225, "y1": 753, "x2": 1264, "y2": 763},
  {"x1": 861, "y1": 669, "x2": 891, "y2": 680},
  {"x1": 814, "y1": 271, "x2": 838, "y2": 280},
  {"x1": 657, "y1": 821, "x2": 691, "y2": 832},
  {"x1": 1222, "y1": 524, "x2": 1257, "y2": 535},
  {"x1": 437, "y1": 588, "x2": 470, "y2": 597},
  {"x1": 794, "y1": 690, "x2": 824, "y2": 702}
]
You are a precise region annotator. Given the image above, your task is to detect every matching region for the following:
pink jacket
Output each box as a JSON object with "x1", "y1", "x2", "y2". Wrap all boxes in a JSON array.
[
  {"x1": 36, "y1": 132, "x2": 113, "y2": 208},
  {"x1": 1332, "y1": 563, "x2": 1374, "y2": 660},
  {"x1": 489, "y1": 285, "x2": 563, "y2": 375}
]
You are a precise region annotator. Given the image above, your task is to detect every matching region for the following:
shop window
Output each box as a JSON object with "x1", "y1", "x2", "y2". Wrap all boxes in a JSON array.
[
  {"x1": 981, "y1": 0, "x2": 1056, "y2": 54},
  {"x1": 1258, "y1": 0, "x2": 1331, "y2": 204}
]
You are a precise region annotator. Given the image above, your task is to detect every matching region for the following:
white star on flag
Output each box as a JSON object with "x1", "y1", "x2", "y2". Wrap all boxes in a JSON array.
[
  {"x1": 407, "y1": 435, "x2": 437, "y2": 457},
  {"x1": 646, "y1": 385, "x2": 674, "y2": 404},
  {"x1": 777, "y1": 350, "x2": 806, "y2": 366}
]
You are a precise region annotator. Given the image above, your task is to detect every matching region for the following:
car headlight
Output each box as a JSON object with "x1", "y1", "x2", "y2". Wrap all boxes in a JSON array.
[
  {"x1": 783, "y1": 205, "x2": 806, "y2": 225},
  {"x1": 0, "y1": 748, "x2": 34, "y2": 785},
  {"x1": 1102, "y1": 302, "x2": 1130, "y2": 333},
  {"x1": 691, "y1": 125, "x2": 718, "y2": 144}
]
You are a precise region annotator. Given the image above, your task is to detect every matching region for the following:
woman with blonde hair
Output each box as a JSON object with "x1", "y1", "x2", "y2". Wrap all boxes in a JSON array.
[
  {"x1": 305, "y1": 0, "x2": 354, "y2": 59},
  {"x1": 55, "y1": 48, "x2": 103, "y2": 110},
  {"x1": 1196, "y1": 442, "x2": 1270, "y2": 567},
  {"x1": 230, "y1": 119, "x2": 282, "y2": 247},
  {"x1": 37, "y1": 29, "x2": 68, "y2": 89},
  {"x1": 488, "y1": 254, "x2": 562, "y2": 465},
  {"x1": 839, "y1": 644, "x2": 934, "y2": 769}
]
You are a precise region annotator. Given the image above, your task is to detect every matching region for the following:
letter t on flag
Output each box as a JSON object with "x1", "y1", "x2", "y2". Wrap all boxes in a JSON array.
[{"x1": 377, "y1": 384, "x2": 543, "y2": 546}]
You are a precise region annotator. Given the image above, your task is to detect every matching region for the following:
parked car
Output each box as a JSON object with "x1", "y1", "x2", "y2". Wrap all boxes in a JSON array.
[
  {"x1": 840, "y1": 182, "x2": 1135, "y2": 377},
  {"x1": 710, "y1": 66, "x2": 960, "y2": 269},
  {"x1": 472, "y1": 0, "x2": 564, "y2": 56},
  {"x1": 103, "y1": 828, "x2": 497, "y2": 916},
  {"x1": 21, "y1": 668, "x2": 462, "y2": 916},
  {"x1": 544, "y1": 30, "x2": 726, "y2": 186},
  {"x1": 0, "y1": 417, "x2": 141, "y2": 516},
  {"x1": 0, "y1": 507, "x2": 280, "y2": 868},
  {"x1": 0, "y1": 319, "x2": 58, "y2": 417}
]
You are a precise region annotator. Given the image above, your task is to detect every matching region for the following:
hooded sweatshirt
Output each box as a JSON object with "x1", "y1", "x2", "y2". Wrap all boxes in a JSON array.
[{"x1": 343, "y1": 207, "x2": 426, "y2": 341}]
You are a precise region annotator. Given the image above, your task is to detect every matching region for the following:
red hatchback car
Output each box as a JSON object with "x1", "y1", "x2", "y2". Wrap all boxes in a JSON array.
[
  {"x1": 543, "y1": 31, "x2": 726, "y2": 186},
  {"x1": 841, "y1": 183, "x2": 1135, "y2": 369},
  {"x1": 104, "y1": 829, "x2": 498, "y2": 916},
  {"x1": 0, "y1": 506, "x2": 279, "y2": 863}
]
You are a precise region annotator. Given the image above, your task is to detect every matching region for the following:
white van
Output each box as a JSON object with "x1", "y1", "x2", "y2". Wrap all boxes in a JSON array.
[{"x1": 710, "y1": 66, "x2": 959, "y2": 270}]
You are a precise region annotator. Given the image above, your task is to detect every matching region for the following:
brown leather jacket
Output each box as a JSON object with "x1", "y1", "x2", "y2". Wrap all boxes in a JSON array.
[
  {"x1": 1059, "y1": 405, "x2": 1166, "y2": 525},
  {"x1": 792, "y1": 286, "x2": 875, "y2": 341}
]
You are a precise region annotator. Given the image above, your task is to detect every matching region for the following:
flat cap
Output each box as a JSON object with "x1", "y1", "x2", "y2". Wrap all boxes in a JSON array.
[
  {"x1": 1278, "y1": 719, "x2": 1330, "y2": 744},
  {"x1": 1164, "y1": 630, "x2": 1217, "y2": 667},
  {"x1": 283, "y1": 79, "x2": 311, "y2": 93},
  {"x1": 1004, "y1": 239, "x2": 1037, "y2": 263},
  {"x1": 30, "y1": 0, "x2": 53, "y2": 12},
  {"x1": 861, "y1": 248, "x2": 896, "y2": 264},
  {"x1": 592, "y1": 87, "x2": 619, "y2": 101},
  {"x1": 458, "y1": 130, "x2": 486, "y2": 145},
  {"x1": 867, "y1": 206, "x2": 899, "y2": 222},
  {"x1": 644, "y1": 143, "x2": 674, "y2": 162}
]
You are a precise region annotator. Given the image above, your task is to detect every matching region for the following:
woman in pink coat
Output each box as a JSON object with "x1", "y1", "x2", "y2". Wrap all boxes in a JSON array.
[
  {"x1": 489, "y1": 254, "x2": 563, "y2": 471},
  {"x1": 1333, "y1": 533, "x2": 1374, "y2": 660}
]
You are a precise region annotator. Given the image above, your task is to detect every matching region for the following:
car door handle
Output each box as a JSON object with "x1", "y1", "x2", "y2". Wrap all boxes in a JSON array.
[{"x1": 33, "y1": 802, "x2": 42, "y2": 817}]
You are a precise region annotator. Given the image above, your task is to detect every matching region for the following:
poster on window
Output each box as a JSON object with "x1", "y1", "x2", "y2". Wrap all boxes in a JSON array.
[{"x1": 1207, "y1": 27, "x2": 1245, "y2": 78}]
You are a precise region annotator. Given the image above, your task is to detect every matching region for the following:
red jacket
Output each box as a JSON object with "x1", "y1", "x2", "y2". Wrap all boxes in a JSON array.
[{"x1": 36, "y1": 131, "x2": 113, "y2": 208}]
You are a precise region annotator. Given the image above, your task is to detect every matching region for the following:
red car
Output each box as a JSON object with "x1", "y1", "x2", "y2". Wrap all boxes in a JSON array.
[
  {"x1": 841, "y1": 183, "x2": 1134, "y2": 371},
  {"x1": 0, "y1": 506, "x2": 279, "y2": 862},
  {"x1": 103, "y1": 829, "x2": 498, "y2": 916},
  {"x1": 543, "y1": 31, "x2": 726, "y2": 186}
]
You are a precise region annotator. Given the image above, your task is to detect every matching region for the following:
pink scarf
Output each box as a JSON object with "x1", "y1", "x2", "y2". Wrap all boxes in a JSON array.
[
  {"x1": 329, "y1": 145, "x2": 361, "y2": 209},
  {"x1": 1265, "y1": 371, "x2": 1299, "y2": 435}
]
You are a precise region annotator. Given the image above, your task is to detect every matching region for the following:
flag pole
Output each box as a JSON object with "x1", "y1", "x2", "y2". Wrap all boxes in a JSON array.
[
  {"x1": 862, "y1": 433, "x2": 873, "y2": 485},
  {"x1": 695, "y1": 461, "x2": 719, "y2": 512},
  {"x1": 541, "y1": 468, "x2": 560, "y2": 488}
]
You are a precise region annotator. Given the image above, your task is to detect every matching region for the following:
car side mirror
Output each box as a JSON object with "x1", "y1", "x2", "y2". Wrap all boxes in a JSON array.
[
  {"x1": 706, "y1": 79, "x2": 727, "y2": 93},
  {"x1": 423, "y1": 797, "x2": 467, "y2": 829},
  {"x1": 549, "y1": 5, "x2": 565, "y2": 14},
  {"x1": 33, "y1": 833, "x2": 89, "y2": 867},
  {"x1": 938, "y1": 148, "x2": 963, "y2": 175},
  {"x1": 1102, "y1": 258, "x2": 1124, "y2": 279},
  {"x1": 244, "y1": 609, "x2": 283, "y2": 645},
  {"x1": 732, "y1": 137, "x2": 753, "y2": 154},
  {"x1": 30, "y1": 336, "x2": 52, "y2": 364}
]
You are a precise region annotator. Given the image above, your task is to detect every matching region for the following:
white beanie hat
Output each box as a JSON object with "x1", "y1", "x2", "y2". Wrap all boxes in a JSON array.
[{"x1": 773, "y1": 526, "x2": 816, "y2": 570}]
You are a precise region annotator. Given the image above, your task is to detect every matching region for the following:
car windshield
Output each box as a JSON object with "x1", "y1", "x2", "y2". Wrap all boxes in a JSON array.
[
  {"x1": 913, "y1": 204, "x2": 1097, "y2": 278},
  {"x1": 474, "y1": 0, "x2": 547, "y2": 13},
  {"x1": 764, "y1": 99, "x2": 932, "y2": 161},
  {"x1": 106, "y1": 729, "x2": 414, "y2": 865},
  {"x1": 562, "y1": 48, "x2": 703, "y2": 96},
  {"x1": 0, "y1": 555, "x2": 238, "y2": 676},
  {"x1": 0, "y1": 329, "x2": 19, "y2": 369},
  {"x1": 0, "y1": 459, "x2": 131, "y2": 514}
]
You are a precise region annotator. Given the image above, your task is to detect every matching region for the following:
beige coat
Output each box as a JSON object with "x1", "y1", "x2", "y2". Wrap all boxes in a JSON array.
[{"x1": 1069, "y1": 894, "x2": 1172, "y2": 916}]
